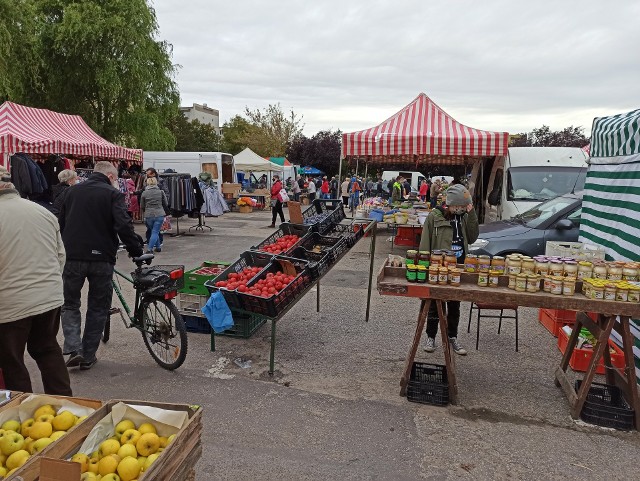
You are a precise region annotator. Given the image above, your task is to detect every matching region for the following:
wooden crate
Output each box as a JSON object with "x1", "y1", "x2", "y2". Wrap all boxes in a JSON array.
[
  {"x1": 3, "y1": 394, "x2": 104, "y2": 481},
  {"x1": 0, "y1": 391, "x2": 25, "y2": 411},
  {"x1": 19, "y1": 399, "x2": 201, "y2": 481}
]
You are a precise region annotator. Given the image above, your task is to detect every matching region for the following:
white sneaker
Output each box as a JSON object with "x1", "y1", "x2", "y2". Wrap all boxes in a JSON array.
[
  {"x1": 449, "y1": 337, "x2": 467, "y2": 356},
  {"x1": 424, "y1": 337, "x2": 436, "y2": 353}
]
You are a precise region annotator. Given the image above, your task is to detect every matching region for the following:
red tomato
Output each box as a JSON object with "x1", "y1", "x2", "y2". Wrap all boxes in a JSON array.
[{"x1": 275, "y1": 282, "x2": 283, "y2": 290}]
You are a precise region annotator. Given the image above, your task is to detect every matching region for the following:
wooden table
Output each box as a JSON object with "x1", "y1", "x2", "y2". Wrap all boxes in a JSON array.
[{"x1": 377, "y1": 264, "x2": 640, "y2": 428}]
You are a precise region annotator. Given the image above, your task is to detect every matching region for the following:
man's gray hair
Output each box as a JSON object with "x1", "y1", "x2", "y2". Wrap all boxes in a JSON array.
[
  {"x1": 58, "y1": 169, "x2": 77, "y2": 184},
  {"x1": 94, "y1": 161, "x2": 118, "y2": 178}
]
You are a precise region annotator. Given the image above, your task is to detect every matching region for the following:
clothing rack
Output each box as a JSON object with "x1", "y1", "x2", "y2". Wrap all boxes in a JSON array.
[
  {"x1": 189, "y1": 213, "x2": 212, "y2": 232},
  {"x1": 159, "y1": 172, "x2": 195, "y2": 237}
]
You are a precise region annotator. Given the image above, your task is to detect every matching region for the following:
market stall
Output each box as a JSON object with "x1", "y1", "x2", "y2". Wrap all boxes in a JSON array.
[{"x1": 377, "y1": 254, "x2": 640, "y2": 430}]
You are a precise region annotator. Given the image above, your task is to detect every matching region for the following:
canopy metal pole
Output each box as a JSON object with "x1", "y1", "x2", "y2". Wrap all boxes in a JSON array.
[
  {"x1": 364, "y1": 162, "x2": 368, "y2": 182},
  {"x1": 355, "y1": 157, "x2": 359, "y2": 177},
  {"x1": 337, "y1": 155, "x2": 343, "y2": 197}
]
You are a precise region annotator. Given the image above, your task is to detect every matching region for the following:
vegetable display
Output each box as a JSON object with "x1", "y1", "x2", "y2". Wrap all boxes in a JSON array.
[{"x1": 258, "y1": 235, "x2": 301, "y2": 254}]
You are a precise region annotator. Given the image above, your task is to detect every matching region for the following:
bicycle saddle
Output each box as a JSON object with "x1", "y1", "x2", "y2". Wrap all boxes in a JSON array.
[{"x1": 133, "y1": 253, "x2": 154, "y2": 265}]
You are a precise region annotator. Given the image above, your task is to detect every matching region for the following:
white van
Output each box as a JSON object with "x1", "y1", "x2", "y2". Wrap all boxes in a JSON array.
[
  {"x1": 480, "y1": 147, "x2": 588, "y2": 222},
  {"x1": 381, "y1": 170, "x2": 428, "y2": 192},
  {"x1": 143, "y1": 151, "x2": 236, "y2": 186}
]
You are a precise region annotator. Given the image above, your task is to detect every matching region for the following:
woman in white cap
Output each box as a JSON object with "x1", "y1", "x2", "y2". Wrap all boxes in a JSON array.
[{"x1": 419, "y1": 184, "x2": 479, "y2": 355}]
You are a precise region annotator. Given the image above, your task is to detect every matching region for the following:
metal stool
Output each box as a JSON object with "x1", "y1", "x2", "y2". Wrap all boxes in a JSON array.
[{"x1": 467, "y1": 303, "x2": 519, "y2": 351}]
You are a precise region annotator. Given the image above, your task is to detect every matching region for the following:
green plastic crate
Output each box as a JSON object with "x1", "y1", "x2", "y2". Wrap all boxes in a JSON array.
[
  {"x1": 180, "y1": 261, "x2": 230, "y2": 296},
  {"x1": 216, "y1": 311, "x2": 267, "y2": 339}
]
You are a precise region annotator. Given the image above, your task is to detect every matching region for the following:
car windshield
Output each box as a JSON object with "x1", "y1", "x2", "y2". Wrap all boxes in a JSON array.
[
  {"x1": 515, "y1": 195, "x2": 578, "y2": 228},
  {"x1": 507, "y1": 167, "x2": 586, "y2": 202}
]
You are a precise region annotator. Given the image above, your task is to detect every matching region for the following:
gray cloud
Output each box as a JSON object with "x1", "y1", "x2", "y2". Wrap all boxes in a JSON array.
[{"x1": 153, "y1": 0, "x2": 640, "y2": 135}]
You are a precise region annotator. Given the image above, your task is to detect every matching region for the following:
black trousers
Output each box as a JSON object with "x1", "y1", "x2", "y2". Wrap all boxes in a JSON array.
[
  {"x1": 426, "y1": 300, "x2": 461, "y2": 339},
  {"x1": 272, "y1": 200, "x2": 285, "y2": 224},
  {"x1": 0, "y1": 307, "x2": 72, "y2": 395}
]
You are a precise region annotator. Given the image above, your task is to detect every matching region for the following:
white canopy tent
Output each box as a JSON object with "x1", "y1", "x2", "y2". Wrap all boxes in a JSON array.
[{"x1": 234, "y1": 148, "x2": 282, "y2": 173}]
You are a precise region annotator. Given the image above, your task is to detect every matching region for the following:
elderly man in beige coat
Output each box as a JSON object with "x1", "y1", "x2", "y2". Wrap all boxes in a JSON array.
[{"x1": 0, "y1": 169, "x2": 72, "y2": 395}]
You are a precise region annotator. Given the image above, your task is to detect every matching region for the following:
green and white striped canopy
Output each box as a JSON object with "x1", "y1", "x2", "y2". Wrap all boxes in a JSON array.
[
  {"x1": 579, "y1": 108, "x2": 640, "y2": 262},
  {"x1": 589, "y1": 108, "x2": 640, "y2": 163}
]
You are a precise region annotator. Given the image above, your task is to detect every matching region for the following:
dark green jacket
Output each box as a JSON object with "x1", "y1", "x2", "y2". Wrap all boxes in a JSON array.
[{"x1": 419, "y1": 207, "x2": 479, "y2": 254}]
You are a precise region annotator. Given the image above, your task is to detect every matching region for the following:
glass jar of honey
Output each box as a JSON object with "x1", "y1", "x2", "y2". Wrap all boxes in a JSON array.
[
  {"x1": 438, "y1": 267, "x2": 449, "y2": 285},
  {"x1": 478, "y1": 255, "x2": 491, "y2": 273},
  {"x1": 562, "y1": 277, "x2": 576, "y2": 296},
  {"x1": 444, "y1": 251, "x2": 458, "y2": 268},
  {"x1": 515, "y1": 273, "x2": 527, "y2": 292},
  {"x1": 465, "y1": 254, "x2": 478, "y2": 273},
  {"x1": 406, "y1": 264, "x2": 417, "y2": 282},
  {"x1": 416, "y1": 265, "x2": 427, "y2": 283},
  {"x1": 491, "y1": 256, "x2": 505, "y2": 274},
  {"x1": 521, "y1": 258, "x2": 536, "y2": 275},
  {"x1": 449, "y1": 268, "x2": 462, "y2": 286},
  {"x1": 477, "y1": 271, "x2": 489, "y2": 287},
  {"x1": 428, "y1": 266, "x2": 439, "y2": 285},
  {"x1": 406, "y1": 250, "x2": 418, "y2": 267},
  {"x1": 489, "y1": 270, "x2": 500, "y2": 288},
  {"x1": 577, "y1": 261, "x2": 593, "y2": 280}
]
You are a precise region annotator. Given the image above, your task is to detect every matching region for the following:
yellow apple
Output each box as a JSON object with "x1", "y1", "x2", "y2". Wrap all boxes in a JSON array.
[
  {"x1": 81, "y1": 472, "x2": 98, "y2": 480},
  {"x1": 31, "y1": 437, "x2": 54, "y2": 454},
  {"x1": 136, "y1": 456, "x2": 147, "y2": 469},
  {"x1": 76, "y1": 415, "x2": 89, "y2": 426},
  {"x1": 33, "y1": 404, "x2": 56, "y2": 419},
  {"x1": 135, "y1": 433, "x2": 159, "y2": 457},
  {"x1": 137, "y1": 423, "x2": 156, "y2": 435},
  {"x1": 114, "y1": 420, "x2": 135, "y2": 438},
  {"x1": 117, "y1": 443, "x2": 137, "y2": 459},
  {"x1": 144, "y1": 452, "x2": 159, "y2": 470},
  {"x1": 101, "y1": 474, "x2": 121, "y2": 481},
  {"x1": 1, "y1": 420, "x2": 20, "y2": 434},
  {"x1": 23, "y1": 437, "x2": 34, "y2": 453},
  {"x1": 167, "y1": 434, "x2": 176, "y2": 444},
  {"x1": 0, "y1": 431, "x2": 24, "y2": 456},
  {"x1": 36, "y1": 414, "x2": 55, "y2": 424},
  {"x1": 50, "y1": 431, "x2": 66, "y2": 441},
  {"x1": 6, "y1": 449, "x2": 30, "y2": 470},
  {"x1": 0, "y1": 466, "x2": 7, "y2": 477},
  {"x1": 6, "y1": 467, "x2": 20, "y2": 477},
  {"x1": 20, "y1": 419, "x2": 35, "y2": 438},
  {"x1": 98, "y1": 454, "x2": 120, "y2": 476},
  {"x1": 71, "y1": 452, "x2": 90, "y2": 473},
  {"x1": 117, "y1": 456, "x2": 140, "y2": 481},
  {"x1": 88, "y1": 458, "x2": 100, "y2": 474},
  {"x1": 0, "y1": 428, "x2": 5, "y2": 437},
  {"x1": 158, "y1": 436, "x2": 168, "y2": 448},
  {"x1": 52, "y1": 411, "x2": 77, "y2": 431},
  {"x1": 0, "y1": 452, "x2": 7, "y2": 465},
  {"x1": 99, "y1": 439, "x2": 121, "y2": 458},
  {"x1": 29, "y1": 421, "x2": 53, "y2": 440},
  {"x1": 120, "y1": 429, "x2": 141, "y2": 446}
]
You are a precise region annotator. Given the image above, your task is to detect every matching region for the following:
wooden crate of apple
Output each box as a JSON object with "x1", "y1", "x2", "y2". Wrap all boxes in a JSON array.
[
  {"x1": 0, "y1": 399, "x2": 98, "y2": 479},
  {"x1": 258, "y1": 235, "x2": 301, "y2": 254}
]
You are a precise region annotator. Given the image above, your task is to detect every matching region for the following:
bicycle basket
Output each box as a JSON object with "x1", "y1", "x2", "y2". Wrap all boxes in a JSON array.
[{"x1": 132, "y1": 265, "x2": 184, "y2": 295}]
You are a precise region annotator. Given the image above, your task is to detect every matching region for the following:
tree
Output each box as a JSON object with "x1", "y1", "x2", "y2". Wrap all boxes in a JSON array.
[
  {"x1": 286, "y1": 130, "x2": 342, "y2": 176},
  {"x1": 243, "y1": 104, "x2": 304, "y2": 157},
  {"x1": 509, "y1": 125, "x2": 589, "y2": 147},
  {"x1": 219, "y1": 115, "x2": 253, "y2": 155},
  {"x1": 169, "y1": 115, "x2": 221, "y2": 152},
  {"x1": 18, "y1": 0, "x2": 179, "y2": 150}
]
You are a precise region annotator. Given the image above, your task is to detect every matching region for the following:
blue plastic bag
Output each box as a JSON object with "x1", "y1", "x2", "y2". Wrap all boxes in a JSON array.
[{"x1": 201, "y1": 291, "x2": 234, "y2": 333}]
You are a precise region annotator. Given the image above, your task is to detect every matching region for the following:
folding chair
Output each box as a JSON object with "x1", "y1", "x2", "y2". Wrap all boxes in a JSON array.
[{"x1": 467, "y1": 303, "x2": 519, "y2": 352}]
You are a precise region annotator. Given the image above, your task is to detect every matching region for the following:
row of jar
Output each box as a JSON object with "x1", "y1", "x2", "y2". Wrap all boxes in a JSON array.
[
  {"x1": 406, "y1": 264, "x2": 462, "y2": 286},
  {"x1": 582, "y1": 278, "x2": 640, "y2": 303},
  {"x1": 405, "y1": 250, "x2": 459, "y2": 269}
]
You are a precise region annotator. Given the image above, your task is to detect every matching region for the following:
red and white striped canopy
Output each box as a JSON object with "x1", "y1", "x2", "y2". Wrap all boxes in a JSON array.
[
  {"x1": 341, "y1": 93, "x2": 509, "y2": 162},
  {"x1": 0, "y1": 101, "x2": 142, "y2": 162}
]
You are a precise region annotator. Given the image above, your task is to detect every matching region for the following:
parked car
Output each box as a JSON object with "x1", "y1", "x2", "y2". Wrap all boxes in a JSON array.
[{"x1": 468, "y1": 192, "x2": 583, "y2": 258}]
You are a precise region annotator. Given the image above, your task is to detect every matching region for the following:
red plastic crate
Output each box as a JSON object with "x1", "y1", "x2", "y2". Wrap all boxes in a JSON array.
[
  {"x1": 557, "y1": 327, "x2": 625, "y2": 374},
  {"x1": 538, "y1": 309, "x2": 598, "y2": 337}
]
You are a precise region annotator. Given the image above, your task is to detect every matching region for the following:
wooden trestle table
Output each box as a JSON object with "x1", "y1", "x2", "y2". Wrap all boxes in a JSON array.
[{"x1": 377, "y1": 263, "x2": 640, "y2": 429}]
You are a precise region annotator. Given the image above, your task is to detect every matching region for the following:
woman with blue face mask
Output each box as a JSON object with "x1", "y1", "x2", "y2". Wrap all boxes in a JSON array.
[{"x1": 418, "y1": 184, "x2": 479, "y2": 356}]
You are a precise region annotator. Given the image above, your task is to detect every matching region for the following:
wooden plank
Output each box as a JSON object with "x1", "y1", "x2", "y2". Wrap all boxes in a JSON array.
[
  {"x1": 554, "y1": 367, "x2": 578, "y2": 414},
  {"x1": 559, "y1": 317, "x2": 582, "y2": 371},
  {"x1": 437, "y1": 300, "x2": 458, "y2": 404},
  {"x1": 575, "y1": 312, "x2": 602, "y2": 337},
  {"x1": 619, "y1": 317, "x2": 640, "y2": 429},
  {"x1": 400, "y1": 299, "x2": 430, "y2": 396}
]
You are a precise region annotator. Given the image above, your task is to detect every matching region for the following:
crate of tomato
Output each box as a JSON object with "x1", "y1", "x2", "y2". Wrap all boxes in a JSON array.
[
  {"x1": 236, "y1": 257, "x2": 312, "y2": 318},
  {"x1": 180, "y1": 261, "x2": 230, "y2": 296},
  {"x1": 204, "y1": 251, "x2": 273, "y2": 308},
  {"x1": 251, "y1": 223, "x2": 310, "y2": 255}
]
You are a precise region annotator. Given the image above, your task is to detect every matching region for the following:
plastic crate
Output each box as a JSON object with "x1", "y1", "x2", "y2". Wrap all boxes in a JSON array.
[
  {"x1": 322, "y1": 222, "x2": 359, "y2": 247},
  {"x1": 557, "y1": 327, "x2": 626, "y2": 374},
  {"x1": 240, "y1": 257, "x2": 312, "y2": 318},
  {"x1": 180, "y1": 262, "x2": 230, "y2": 296},
  {"x1": 575, "y1": 380, "x2": 635, "y2": 431},
  {"x1": 183, "y1": 314, "x2": 212, "y2": 334},
  {"x1": 132, "y1": 265, "x2": 184, "y2": 295},
  {"x1": 301, "y1": 200, "x2": 346, "y2": 233},
  {"x1": 177, "y1": 293, "x2": 208, "y2": 317},
  {"x1": 216, "y1": 311, "x2": 267, "y2": 338},
  {"x1": 298, "y1": 232, "x2": 348, "y2": 264},
  {"x1": 289, "y1": 246, "x2": 331, "y2": 280},
  {"x1": 251, "y1": 223, "x2": 311, "y2": 255},
  {"x1": 407, "y1": 362, "x2": 449, "y2": 406},
  {"x1": 538, "y1": 309, "x2": 598, "y2": 337},
  {"x1": 204, "y1": 251, "x2": 274, "y2": 308},
  {"x1": 545, "y1": 241, "x2": 605, "y2": 261}
]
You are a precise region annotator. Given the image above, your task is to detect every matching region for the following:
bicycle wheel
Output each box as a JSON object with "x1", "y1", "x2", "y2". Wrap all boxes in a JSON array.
[{"x1": 139, "y1": 298, "x2": 188, "y2": 370}]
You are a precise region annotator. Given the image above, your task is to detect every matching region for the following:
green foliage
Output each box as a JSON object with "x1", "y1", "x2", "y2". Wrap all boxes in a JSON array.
[
  {"x1": 287, "y1": 130, "x2": 342, "y2": 176},
  {"x1": 4, "y1": 0, "x2": 179, "y2": 150},
  {"x1": 170, "y1": 115, "x2": 221, "y2": 152},
  {"x1": 219, "y1": 115, "x2": 252, "y2": 155},
  {"x1": 509, "y1": 125, "x2": 590, "y2": 147},
  {"x1": 242, "y1": 104, "x2": 304, "y2": 157}
]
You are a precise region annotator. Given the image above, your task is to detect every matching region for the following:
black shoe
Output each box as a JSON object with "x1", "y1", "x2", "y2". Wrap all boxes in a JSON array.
[
  {"x1": 154, "y1": 247, "x2": 162, "y2": 253},
  {"x1": 66, "y1": 352, "x2": 84, "y2": 368},
  {"x1": 268, "y1": 224, "x2": 275, "y2": 228},
  {"x1": 80, "y1": 358, "x2": 98, "y2": 370}
]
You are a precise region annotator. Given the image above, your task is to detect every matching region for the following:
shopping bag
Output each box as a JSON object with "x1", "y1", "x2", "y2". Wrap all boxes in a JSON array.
[
  {"x1": 160, "y1": 215, "x2": 172, "y2": 233},
  {"x1": 279, "y1": 189, "x2": 290, "y2": 202},
  {"x1": 201, "y1": 291, "x2": 234, "y2": 333}
]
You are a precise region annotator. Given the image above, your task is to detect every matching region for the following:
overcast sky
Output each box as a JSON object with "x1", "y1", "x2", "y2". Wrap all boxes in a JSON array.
[{"x1": 153, "y1": 0, "x2": 639, "y2": 137}]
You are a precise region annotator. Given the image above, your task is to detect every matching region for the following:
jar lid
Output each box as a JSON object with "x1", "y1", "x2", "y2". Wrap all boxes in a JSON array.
[
  {"x1": 563, "y1": 277, "x2": 577, "y2": 282},
  {"x1": 418, "y1": 250, "x2": 428, "y2": 254},
  {"x1": 564, "y1": 261, "x2": 577, "y2": 265},
  {"x1": 438, "y1": 267, "x2": 448, "y2": 272},
  {"x1": 527, "y1": 274, "x2": 539, "y2": 279},
  {"x1": 517, "y1": 273, "x2": 528, "y2": 278},
  {"x1": 466, "y1": 254, "x2": 477, "y2": 258},
  {"x1": 578, "y1": 261, "x2": 593, "y2": 266},
  {"x1": 478, "y1": 254, "x2": 491, "y2": 259},
  {"x1": 489, "y1": 270, "x2": 501, "y2": 275},
  {"x1": 417, "y1": 265, "x2": 427, "y2": 271},
  {"x1": 493, "y1": 256, "x2": 505, "y2": 260},
  {"x1": 407, "y1": 264, "x2": 417, "y2": 269}
]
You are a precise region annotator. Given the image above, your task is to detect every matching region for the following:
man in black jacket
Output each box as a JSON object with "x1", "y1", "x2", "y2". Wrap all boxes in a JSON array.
[{"x1": 59, "y1": 162, "x2": 143, "y2": 370}]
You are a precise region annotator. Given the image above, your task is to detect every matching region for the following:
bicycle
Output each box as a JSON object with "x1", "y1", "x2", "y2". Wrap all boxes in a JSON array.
[{"x1": 102, "y1": 253, "x2": 188, "y2": 370}]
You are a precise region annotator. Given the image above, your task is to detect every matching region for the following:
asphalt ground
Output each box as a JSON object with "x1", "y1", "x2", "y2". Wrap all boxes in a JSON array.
[{"x1": 23, "y1": 207, "x2": 640, "y2": 480}]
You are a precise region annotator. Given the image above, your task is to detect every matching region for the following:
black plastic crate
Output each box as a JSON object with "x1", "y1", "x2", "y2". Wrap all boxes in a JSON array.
[
  {"x1": 575, "y1": 380, "x2": 635, "y2": 431},
  {"x1": 301, "y1": 200, "x2": 346, "y2": 233},
  {"x1": 298, "y1": 232, "x2": 347, "y2": 263},
  {"x1": 216, "y1": 311, "x2": 267, "y2": 338},
  {"x1": 289, "y1": 246, "x2": 331, "y2": 280},
  {"x1": 204, "y1": 251, "x2": 274, "y2": 308},
  {"x1": 407, "y1": 362, "x2": 449, "y2": 406},
  {"x1": 240, "y1": 257, "x2": 312, "y2": 318},
  {"x1": 251, "y1": 223, "x2": 311, "y2": 255},
  {"x1": 323, "y1": 221, "x2": 367, "y2": 247},
  {"x1": 183, "y1": 314, "x2": 211, "y2": 334}
]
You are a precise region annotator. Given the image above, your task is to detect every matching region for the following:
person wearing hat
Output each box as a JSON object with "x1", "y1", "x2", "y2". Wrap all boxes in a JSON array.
[{"x1": 419, "y1": 184, "x2": 479, "y2": 355}]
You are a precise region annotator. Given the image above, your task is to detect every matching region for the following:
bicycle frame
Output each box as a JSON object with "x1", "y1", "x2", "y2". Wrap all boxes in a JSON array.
[{"x1": 112, "y1": 267, "x2": 142, "y2": 328}]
